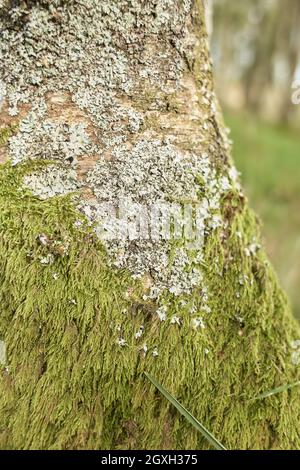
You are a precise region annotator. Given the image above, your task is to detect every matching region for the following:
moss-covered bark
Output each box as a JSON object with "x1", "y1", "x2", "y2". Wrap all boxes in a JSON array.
[{"x1": 0, "y1": 0, "x2": 300, "y2": 450}]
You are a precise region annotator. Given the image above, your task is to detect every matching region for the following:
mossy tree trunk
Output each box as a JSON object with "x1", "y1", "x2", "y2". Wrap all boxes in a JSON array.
[{"x1": 0, "y1": 0, "x2": 300, "y2": 450}]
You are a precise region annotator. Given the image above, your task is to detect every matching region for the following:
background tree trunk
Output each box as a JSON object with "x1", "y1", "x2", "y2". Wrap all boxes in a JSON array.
[
  {"x1": 276, "y1": 0, "x2": 300, "y2": 123},
  {"x1": 242, "y1": 3, "x2": 279, "y2": 113},
  {"x1": 0, "y1": 0, "x2": 300, "y2": 450}
]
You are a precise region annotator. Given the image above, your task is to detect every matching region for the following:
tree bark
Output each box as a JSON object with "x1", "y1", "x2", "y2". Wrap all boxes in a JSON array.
[
  {"x1": 276, "y1": 0, "x2": 300, "y2": 123},
  {"x1": 0, "y1": 0, "x2": 300, "y2": 450}
]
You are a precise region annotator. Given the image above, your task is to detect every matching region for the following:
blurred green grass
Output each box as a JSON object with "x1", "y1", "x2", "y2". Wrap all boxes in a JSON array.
[{"x1": 225, "y1": 111, "x2": 300, "y2": 321}]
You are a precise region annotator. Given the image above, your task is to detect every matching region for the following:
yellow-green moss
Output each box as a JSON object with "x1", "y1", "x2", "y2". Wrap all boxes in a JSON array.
[
  {"x1": 0, "y1": 160, "x2": 300, "y2": 450},
  {"x1": 0, "y1": 124, "x2": 18, "y2": 146}
]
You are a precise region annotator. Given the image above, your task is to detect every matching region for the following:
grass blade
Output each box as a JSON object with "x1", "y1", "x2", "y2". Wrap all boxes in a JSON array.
[
  {"x1": 253, "y1": 381, "x2": 300, "y2": 401},
  {"x1": 145, "y1": 372, "x2": 226, "y2": 450}
]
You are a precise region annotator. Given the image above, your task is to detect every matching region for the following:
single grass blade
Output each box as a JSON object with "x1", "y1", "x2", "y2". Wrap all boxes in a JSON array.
[
  {"x1": 145, "y1": 372, "x2": 226, "y2": 450},
  {"x1": 253, "y1": 381, "x2": 300, "y2": 401}
]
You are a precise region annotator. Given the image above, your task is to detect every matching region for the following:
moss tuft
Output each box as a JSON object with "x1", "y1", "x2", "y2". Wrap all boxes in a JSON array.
[{"x1": 0, "y1": 124, "x2": 17, "y2": 146}]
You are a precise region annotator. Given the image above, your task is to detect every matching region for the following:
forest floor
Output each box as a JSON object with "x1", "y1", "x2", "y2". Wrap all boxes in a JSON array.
[{"x1": 226, "y1": 110, "x2": 300, "y2": 321}]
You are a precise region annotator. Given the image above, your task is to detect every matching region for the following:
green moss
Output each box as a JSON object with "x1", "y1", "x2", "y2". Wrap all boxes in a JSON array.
[
  {"x1": 0, "y1": 124, "x2": 18, "y2": 146},
  {"x1": 0, "y1": 161, "x2": 300, "y2": 450}
]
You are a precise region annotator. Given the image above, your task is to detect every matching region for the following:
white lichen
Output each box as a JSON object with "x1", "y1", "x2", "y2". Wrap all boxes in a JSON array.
[{"x1": 24, "y1": 166, "x2": 80, "y2": 199}]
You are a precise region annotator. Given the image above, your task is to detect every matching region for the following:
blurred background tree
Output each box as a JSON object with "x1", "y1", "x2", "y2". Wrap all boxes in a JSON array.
[{"x1": 208, "y1": 0, "x2": 300, "y2": 319}]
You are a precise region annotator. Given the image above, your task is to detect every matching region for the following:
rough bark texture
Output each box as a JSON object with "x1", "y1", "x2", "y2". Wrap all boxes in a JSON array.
[{"x1": 0, "y1": 0, "x2": 300, "y2": 450}]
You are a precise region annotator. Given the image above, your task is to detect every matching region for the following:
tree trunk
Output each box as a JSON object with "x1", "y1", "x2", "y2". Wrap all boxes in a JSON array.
[
  {"x1": 276, "y1": 0, "x2": 300, "y2": 123},
  {"x1": 0, "y1": 0, "x2": 300, "y2": 450},
  {"x1": 242, "y1": 3, "x2": 279, "y2": 113}
]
